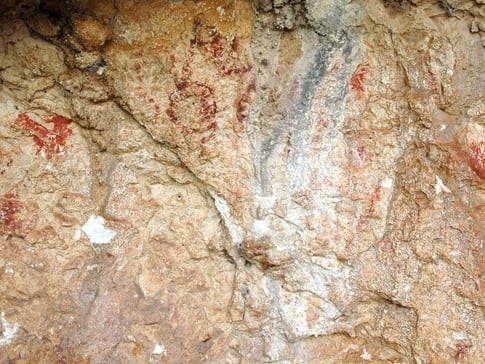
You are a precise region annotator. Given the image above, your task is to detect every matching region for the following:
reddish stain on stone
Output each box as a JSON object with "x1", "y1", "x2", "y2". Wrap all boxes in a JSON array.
[
  {"x1": 453, "y1": 342, "x2": 472, "y2": 362},
  {"x1": 191, "y1": 25, "x2": 226, "y2": 59},
  {"x1": 231, "y1": 36, "x2": 240, "y2": 52},
  {"x1": 221, "y1": 64, "x2": 252, "y2": 77},
  {"x1": 191, "y1": 26, "x2": 246, "y2": 76},
  {"x1": 15, "y1": 113, "x2": 73, "y2": 159},
  {"x1": 357, "y1": 146, "x2": 365, "y2": 160},
  {"x1": 236, "y1": 78, "x2": 256, "y2": 124},
  {"x1": 369, "y1": 185, "x2": 382, "y2": 213},
  {"x1": 351, "y1": 67, "x2": 368, "y2": 93},
  {"x1": 207, "y1": 33, "x2": 225, "y2": 58},
  {"x1": 165, "y1": 25, "x2": 255, "y2": 140},
  {"x1": 0, "y1": 192, "x2": 22, "y2": 232},
  {"x1": 166, "y1": 79, "x2": 218, "y2": 141},
  {"x1": 469, "y1": 141, "x2": 485, "y2": 179}
]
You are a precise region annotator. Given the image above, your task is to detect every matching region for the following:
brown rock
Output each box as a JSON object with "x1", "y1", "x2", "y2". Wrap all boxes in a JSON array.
[
  {"x1": 0, "y1": 0, "x2": 484, "y2": 363},
  {"x1": 71, "y1": 14, "x2": 111, "y2": 51}
]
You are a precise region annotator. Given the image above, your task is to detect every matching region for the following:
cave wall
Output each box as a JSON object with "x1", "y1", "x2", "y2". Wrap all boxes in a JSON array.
[{"x1": 0, "y1": 0, "x2": 484, "y2": 363}]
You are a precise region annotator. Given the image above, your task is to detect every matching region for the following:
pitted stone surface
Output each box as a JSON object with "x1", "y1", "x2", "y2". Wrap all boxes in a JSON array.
[{"x1": 0, "y1": 0, "x2": 484, "y2": 363}]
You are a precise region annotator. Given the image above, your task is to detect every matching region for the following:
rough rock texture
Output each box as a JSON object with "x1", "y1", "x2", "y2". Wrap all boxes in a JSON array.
[{"x1": 0, "y1": 0, "x2": 484, "y2": 363}]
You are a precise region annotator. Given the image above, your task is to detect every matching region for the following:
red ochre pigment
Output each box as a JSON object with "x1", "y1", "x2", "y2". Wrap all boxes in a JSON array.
[{"x1": 15, "y1": 113, "x2": 73, "y2": 159}]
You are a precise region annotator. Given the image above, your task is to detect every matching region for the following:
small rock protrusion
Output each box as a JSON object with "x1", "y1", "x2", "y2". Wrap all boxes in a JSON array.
[
  {"x1": 25, "y1": 12, "x2": 62, "y2": 37},
  {"x1": 274, "y1": 5, "x2": 296, "y2": 30},
  {"x1": 71, "y1": 14, "x2": 111, "y2": 51},
  {"x1": 254, "y1": 0, "x2": 273, "y2": 12}
]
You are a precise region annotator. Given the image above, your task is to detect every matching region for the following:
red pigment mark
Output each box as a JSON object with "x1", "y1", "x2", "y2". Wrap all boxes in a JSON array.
[
  {"x1": 207, "y1": 33, "x2": 225, "y2": 58},
  {"x1": 163, "y1": 24, "x2": 255, "y2": 141},
  {"x1": 191, "y1": 24, "x2": 225, "y2": 59},
  {"x1": 357, "y1": 146, "x2": 365, "y2": 159},
  {"x1": 427, "y1": 71, "x2": 439, "y2": 99},
  {"x1": 190, "y1": 24, "x2": 252, "y2": 78},
  {"x1": 369, "y1": 185, "x2": 382, "y2": 213},
  {"x1": 0, "y1": 192, "x2": 22, "y2": 232},
  {"x1": 355, "y1": 217, "x2": 367, "y2": 232},
  {"x1": 15, "y1": 113, "x2": 73, "y2": 159},
  {"x1": 166, "y1": 80, "x2": 218, "y2": 142},
  {"x1": 283, "y1": 131, "x2": 293, "y2": 158},
  {"x1": 444, "y1": 138, "x2": 468, "y2": 167},
  {"x1": 469, "y1": 141, "x2": 485, "y2": 179},
  {"x1": 221, "y1": 64, "x2": 252, "y2": 77},
  {"x1": 351, "y1": 67, "x2": 368, "y2": 93},
  {"x1": 454, "y1": 342, "x2": 472, "y2": 362},
  {"x1": 236, "y1": 79, "x2": 256, "y2": 124},
  {"x1": 231, "y1": 36, "x2": 240, "y2": 52}
]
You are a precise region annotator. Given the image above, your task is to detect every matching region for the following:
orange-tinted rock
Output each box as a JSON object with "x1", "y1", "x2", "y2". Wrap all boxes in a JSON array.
[
  {"x1": 0, "y1": 0, "x2": 484, "y2": 363},
  {"x1": 469, "y1": 141, "x2": 485, "y2": 179}
]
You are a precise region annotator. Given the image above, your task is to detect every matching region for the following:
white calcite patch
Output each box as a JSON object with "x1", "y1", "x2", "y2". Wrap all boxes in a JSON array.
[
  {"x1": 435, "y1": 176, "x2": 451, "y2": 195},
  {"x1": 361, "y1": 348, "x2": 372, "y2": 361},
  {"x1": 0, "y1": 312, "x2": 19, "y2": 346},
  {"x1": 152, "y1": 343, "x2": 167, "y2": 355},
  {"x1": 73, "y1": 229, "x2": 82, "y2": 241},
  {"x1": 381, "y1": 177, "x2": 394, "y2": 189},
  {"x1": 81, "y1": 215, "x2": 116, "y2": 244}
]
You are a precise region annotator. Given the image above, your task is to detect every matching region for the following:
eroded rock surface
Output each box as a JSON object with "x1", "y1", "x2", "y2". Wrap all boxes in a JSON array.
[{"x1": 0, "y1": 0, "x2": 484, "y2": 363}]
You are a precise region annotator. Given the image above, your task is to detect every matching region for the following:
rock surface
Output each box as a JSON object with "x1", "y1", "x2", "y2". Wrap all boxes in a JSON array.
[{"x1": 0, "y1": 0, "x2": 484, "y2": 363}]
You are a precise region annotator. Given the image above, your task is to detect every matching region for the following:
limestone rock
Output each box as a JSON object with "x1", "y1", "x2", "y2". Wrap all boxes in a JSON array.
[{"x1": 0, "y1": 0, "x2": 483, "y2": 363}]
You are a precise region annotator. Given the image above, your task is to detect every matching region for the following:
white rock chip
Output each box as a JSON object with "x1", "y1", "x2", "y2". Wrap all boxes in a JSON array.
[
  {"x1": 81, "y1": 215, "x2": 116, "y2": 244},
  {"x1": 152, "y1": 343, "x2": 167, "y2": 355},
  {"x1": 0, "y1": 312, "x2": 19, "y2": 346},
  {"x1": 435, "y1": 176, "x2": 451, "y2": 195}
]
